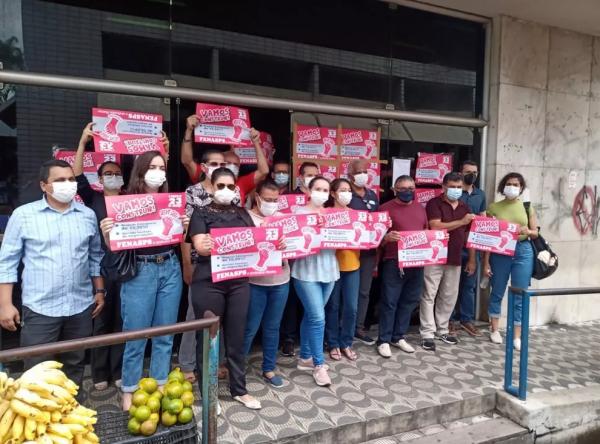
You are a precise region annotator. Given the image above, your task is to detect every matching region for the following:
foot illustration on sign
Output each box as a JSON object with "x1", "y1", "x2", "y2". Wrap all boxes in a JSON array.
[
  {"x1": 498, "y1": 231, "x2": 512, "y2": 251},
  {"x1": 158, "y1": 209, "x2": 181, "y2": 240},
  {"x1": 254, "y1": 242, "x2": 275, "y2": 271},
  {"x1": 364, "y1": 140, "x2": 376, "y2": 158},
  {"x1": 100, "y1": 113, "x2": 123, "y2": 142},
  {"x1": 372, "y1": 223, "x2": 387, "y2": 245},
  {"x1": 300, "y1": 227, "x2": 316, "y2": 251},
  {"x1": 323, "y1": 137, "x2": 335, "y2": 157},
  {"x1": 430, "y1": 240, "x2": 444, "y2": 261},
  {"x1": 352, "y1": 222, "x2": 366, "y2": 243},
  {"x1": 232, "y1": 119, "x2": 248, "y2": 142},
  {"x1": 438, "y1": 164, "x2": 450, "y2": 181}
]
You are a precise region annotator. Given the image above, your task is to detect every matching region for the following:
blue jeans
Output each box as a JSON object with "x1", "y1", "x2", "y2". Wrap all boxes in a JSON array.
[
  {"x1": 452, "y1": 251, "x2": 479, "y2": 323},
  {"x1": 293, "y1": 279, "x2": 335, "y2": 367},
  {"x1": 489, "y1": 241, "x2": 534, "y2": 326},
  {"x1": 243, "y1": 282, "x2": 290, "y2": 373},
  {"x1": 325, "y1": 270, "x2": 360, "y2": 349},
  {"x1": 120, "y1": 255, "x2": 182, "y2": 392},
  {"x1": 378, "y1": 260, "x2": 424, "y2": 344}
]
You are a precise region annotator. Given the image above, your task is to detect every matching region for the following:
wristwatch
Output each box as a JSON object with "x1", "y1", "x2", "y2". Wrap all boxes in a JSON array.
[{"x1": 94, "y1": 289, "x2": 107, "y2": 294}]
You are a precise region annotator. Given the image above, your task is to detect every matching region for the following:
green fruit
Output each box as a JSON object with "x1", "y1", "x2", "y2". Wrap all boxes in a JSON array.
[
  {"x1": 150, "y1": 413, "x2": 159, "y2": 424},
  {"x1": 178, "y1": 407, "x2": 193, "y2": 424},
  {"x1": 161, "y1": 396, "x2": 172, "y2": 411},
  {"x1": 161, "y1": 411, "x2": 178, "y2": 427},
  {"x1": 134, "y1": 405, "x2": 151, "y2": 423},
  {"x1": 166, "y1": 382, "x2": 184, "y2": 399},
  {"x1": 147, "y1": 397, "x2": 161, "y2": 413},
  {"x1": 180, "y1": 391, "x2": 194, "y2": 407},
  {"x1": 182, "y1": 381, "x2": 193, "y2": 393},
  {"x1": 128, "y1": 405, "x2": 137, "y2": 418},
  {"x1": 127, "y1": 418, "x2": 141, "y2": 435},
  {"x1": 139, "y1": 378, "x2": 158, "y2": 394},
  {"x1": 167, "y1": 398, "x2": 184, "y2": 415},
  {"x1": 150, "y1": 390, "x2": 163, "y2": 400},
  {"x1": 168, "y1": 368, "x2": 185, "y2": 384},
  {"x1": 140, "y1": 419, "x2": 158, "y2": 436},
  {"x1": 132, "y1": 390, "x2": 149, "y2": 407}
]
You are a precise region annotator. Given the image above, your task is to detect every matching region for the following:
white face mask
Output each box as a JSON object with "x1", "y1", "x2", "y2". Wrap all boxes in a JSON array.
[
  {"x1": 50, "y1": 181, "x2": 78, "y2": 203},
  {"x1": 304, "y1": 176, "x2": 315, "y2": 189},
  {"x1": 503, "y1": 185, "x2": 521, "y2": 200},
  {"x1": 353, "y1": 173, "x2": 369, "y2": 187},
  {"x1": 274, "y1": 173, "x2": 289, "y2": 186},
  {"x1": 259, "y1": 198, "x2": 279, "y2": 217},
  {"x1": 337, "y1": 191, "x2": 353, "y2": 206},
  {"x1": 205, "y1": 165, "x2": 219, "y2": 180},
  {"x1": 144, "y1": 169, "x2": 166, "y2": 189},
  {"x1": 226, "y1": 163, "x2": 240, "y2": 178},
  {"x1": 103, "y1": 175, "x2": 124, "y2": 191},
  {"x1": 310, "y1": 190, "x2": 329, "y2": 207},
  {"x1": 213, "y1": 188, "x2": 236, "y2": 205}
]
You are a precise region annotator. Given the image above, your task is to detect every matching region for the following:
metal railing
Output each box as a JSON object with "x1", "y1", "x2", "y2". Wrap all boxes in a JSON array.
[
  {"x1": 504, "y1": 287, "x2": 600, "y2": 400},
  {"x1": 0, "y1": 314, "x2": 220, "y2": 444}
]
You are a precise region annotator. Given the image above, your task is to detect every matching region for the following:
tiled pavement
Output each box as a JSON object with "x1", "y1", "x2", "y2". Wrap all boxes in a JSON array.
[{"x1": 77, "y1": 321, "x2": 600, "y2": 443}]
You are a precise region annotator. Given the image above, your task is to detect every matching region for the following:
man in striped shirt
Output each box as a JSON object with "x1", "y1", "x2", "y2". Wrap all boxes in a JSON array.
[{"x1": 0, "y1": 159, "x2": 105, "y2": 386}]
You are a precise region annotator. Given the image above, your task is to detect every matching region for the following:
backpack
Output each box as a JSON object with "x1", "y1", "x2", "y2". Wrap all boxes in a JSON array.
[{"x1": 524, "y1": 202, "x2": 559, "y2": 280}]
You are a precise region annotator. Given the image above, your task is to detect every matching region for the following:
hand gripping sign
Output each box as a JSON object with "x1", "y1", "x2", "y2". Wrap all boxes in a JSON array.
[
  {"x1": 415, "y1": 188, "x2": 444, "y2": 208},
  {"x1": 264, "y1": 213, "x2": 320, "y2": 259},
  {"x1": 366, "y1": 211, "x2": 392, "y2": 249},
  {"x1": 397, "y1": 230, "x2": 448, "y2": 268},
  {"x1": 92, "y1": 108, "x2": 164, "y2": 155},
  {"x1": 210, "y1": 226, "x2": 282, "y2": 282},
  {"x1": 415, "y1": 153, "x2": 453, "y2": 185},
  {"x1": 232, "y1": 131, "x2": 274, "y2": 165},
  {"x1": 54, "y1": 151, "x2": 120, "y2": 192},
  {"x1": 105, "y1": 193, "x2": 185, "y2": 251},
  {"x1": 340, "y1": 128, "x2": 378, "y2": 159},
  {"x1": 466, "y1": 216, "x2": 520, "y2": 256},
  {"x1": 295, "y1": 125, "x2": 338, "y2": 159},
  {"x1": 321, "y1": 208, "x2": 371, "y2": 249},
  {"x1": 194, "y1": 103, "x2": 252, "y2": 146},
  {"x1": 277, "y1": 194, "x2": 308, "y2": 214}
]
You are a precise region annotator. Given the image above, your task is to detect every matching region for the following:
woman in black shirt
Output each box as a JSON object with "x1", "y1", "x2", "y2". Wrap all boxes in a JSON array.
[{"x1": 188, "y1": 168, "x2": 261, "y2": 410}]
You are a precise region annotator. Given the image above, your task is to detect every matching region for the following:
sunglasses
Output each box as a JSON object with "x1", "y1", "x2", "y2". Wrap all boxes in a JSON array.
[
  {"x1": 206, "y1": 161, "x2": 227, "y2": 168},
  {"x1": 215, "y1": 183, "x2": 236, "y2": 191}
]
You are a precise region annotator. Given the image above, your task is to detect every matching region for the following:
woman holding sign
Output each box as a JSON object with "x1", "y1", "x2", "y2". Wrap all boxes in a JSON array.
[
  {"x1": 292, "y1": 177, "x2": 339, "y2": 387},
  {"x1": 483, "y1": 173, "x2": 538, "y2": 350},
  {"x1": 188, "y1": 168, "x2": 262, "y2": 410},
  {"x1": 324, "y1": 179, "x2": 360, "y2": 361},
  {"x1": 99, "y1": 150, "x2": 187, "y2": 410}
]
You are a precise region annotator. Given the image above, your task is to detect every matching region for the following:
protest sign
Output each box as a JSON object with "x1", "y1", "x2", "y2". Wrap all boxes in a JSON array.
[
  {"x1": 397, "y1": 230, "x2": 448, "y2": 267},
  {"x1": 294, "y1": 125, "x2": 338, "y2": 160},
  {"x1": 339, "y1": 128, "x2": 379, "y2": 159},
  {"x1": 466, "y1": 216, "x2": 520, "y2": 256},
  {"x1": 54, "y1": 151, "x2": 120, "y2": 192},
  {"x1": 277, "y1": 194, "x2": 308, "y2": 214},
  {"x1": 264, "y1": 213, "x2": 320, "y2": 259},
  {"x1": 415, "y1": 153, "x2": 453, "y2": 185},
  {"x1": 320, "y1": 208, "x2": 371, "y2": 249},
  {"x1": 194, "y1": 103, "x2": 252, "y2": 146},
  {"x1": 415, "y1": 188, "x2": 444, "y2": 208}
]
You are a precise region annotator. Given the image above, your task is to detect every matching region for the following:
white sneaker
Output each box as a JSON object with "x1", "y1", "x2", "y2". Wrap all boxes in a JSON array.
[
  {"x1": 490, "y1": 330, "x2": 503, "y2": 344},
  {"x1": 514, "y1": 338, "x2": 521, "y2": 351},
  {"x1": 391, "y1": 339, "x2": 415, "y2": 353},
  {"x1": 377, "y1": 343, "x2": 392, "y2": 358}
]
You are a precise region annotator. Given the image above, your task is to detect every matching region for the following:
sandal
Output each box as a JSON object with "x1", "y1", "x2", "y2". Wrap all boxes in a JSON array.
[
  {"x1": 183, "y1": 371, "x2": 197, "y2": 383},
  {"x1": 329, "y1": 348, "x2": 342, "y2": 361},
  {"x1": 341, "y1": 347, "x2": 357, "y2": 361}
]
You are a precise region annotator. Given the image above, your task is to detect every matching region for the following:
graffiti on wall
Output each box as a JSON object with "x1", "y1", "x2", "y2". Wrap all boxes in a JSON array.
[{"x1": 572, "y1": 185, "x2": 600, "y2": 236}]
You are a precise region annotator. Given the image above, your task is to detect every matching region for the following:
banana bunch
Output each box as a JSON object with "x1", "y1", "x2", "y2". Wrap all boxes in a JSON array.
[{"x1": 0, "y1": 361, "x2": 99, "y2": 444}]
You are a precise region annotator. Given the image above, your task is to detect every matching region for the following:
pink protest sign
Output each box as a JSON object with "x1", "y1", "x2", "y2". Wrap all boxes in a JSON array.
[
  {"x1": 340, "y1": 128, "x2": 378, "y2": 159},
  {"x1": 264, "y1": 213, "x2": 320, "y2": 259},
  {"x1": 54, "y1": 151, "x2": 121, "y2": 192},
  {"x1": 320, "y1": 208, "x2": 371, "y2": 249},
  {"x1": 92, "y1": 108, "x2": 164, "y2": 155},
  {"x1": 232, "y1": 131, "x2": 274, "y2": 165},
  {"x1": 415, "y1": 153, "x2": 453, "y2": 185},
  {"x1": 105, "y1": 193, "x2": 185, "y2": 251},
  {"x1": 397, "y1": 230, "x2": 448, "y2": 267},
  {"x1": 319, "y1": 164, "x2": 338, "y2": 182},
  {"x1": 415, "y1": 188, "x2": 444, "y2": 208},
  {"x1": 277, "y1": 194, "x2": 308, "y2": 214},
  {"x1": 194, "y1": 103, "x2": 252, "y2": 146},
  {"x1": 341, "y1": 161, "x2": 381, "y2": 193},
  {"x1": 366, "y1": 211, "x2": 392, "y2": 249},
  {"x1": 210, "y1": 226, "x2": 282, "y2": 282},
  {"x1": 294, "y1": 125, "x2": 337, "y2": 159},
  {"x1": 466, "y1": 216, "x2": 520, "y2": 256}
]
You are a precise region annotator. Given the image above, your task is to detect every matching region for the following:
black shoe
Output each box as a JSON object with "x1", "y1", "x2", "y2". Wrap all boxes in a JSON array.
[
  {"x1": 354, "y1": 331, "x2": 376, "y2": 345},
  {"x1": 438, "y1": 334, "x2": 459, "y2": 345},
  {"x1": 421, "y1": 339, "x2": 436, "y2": 351},
  {"x1": 281, "y1": 342, "x2": 295, "y2": 357}
]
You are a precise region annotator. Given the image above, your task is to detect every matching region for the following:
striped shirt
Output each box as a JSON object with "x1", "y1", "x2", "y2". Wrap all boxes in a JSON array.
[{"x1": 0, "y1": 198, "x2": 103, "y2": 317}]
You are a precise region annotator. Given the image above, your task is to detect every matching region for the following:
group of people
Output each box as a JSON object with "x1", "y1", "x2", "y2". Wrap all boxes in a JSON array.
[{"x1": 0, "y1": 114, "x2": 538, "y2": 413}]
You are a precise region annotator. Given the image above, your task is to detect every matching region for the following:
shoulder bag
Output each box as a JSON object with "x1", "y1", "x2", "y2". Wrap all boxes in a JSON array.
[
  {"x1": 100, "y1": 249, "x2": 138, "y2": 282},
  {"x1": 524, "y1": 202, "x2": 558, "y2": 280}
]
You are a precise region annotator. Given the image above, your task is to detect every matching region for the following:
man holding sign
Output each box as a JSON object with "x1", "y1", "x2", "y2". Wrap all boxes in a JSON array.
[{"x1": 420, "y1": 172, "x2": 476, "y2": 351}]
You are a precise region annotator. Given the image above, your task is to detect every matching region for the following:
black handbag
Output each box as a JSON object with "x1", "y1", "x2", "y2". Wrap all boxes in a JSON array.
[
  {"x1": 100, "y1": 249, "x2": 138, "y2": 282},
  {"x1": 524, "y1": 202, "x2": 559, "y2": 280}
]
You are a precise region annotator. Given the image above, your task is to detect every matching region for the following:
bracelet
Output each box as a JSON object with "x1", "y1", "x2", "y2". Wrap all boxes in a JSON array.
[
  {"x1": 183, "y1": 138, "x2": 193, "y2": 143},
  {"x1": 94, "y1": 289, "x2": 106, "y2": 294}
]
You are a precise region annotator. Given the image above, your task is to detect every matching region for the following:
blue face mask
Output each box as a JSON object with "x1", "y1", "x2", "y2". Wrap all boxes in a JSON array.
[{"x1": 446, "y1": 188, "x2": 462, "y2": 201}]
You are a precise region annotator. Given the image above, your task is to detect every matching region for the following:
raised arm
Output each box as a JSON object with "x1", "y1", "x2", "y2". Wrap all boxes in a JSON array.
[
  {"x1": 250, "y1": 128, "x2": 269, "y2": 185},
  {"x1": 181, "y1": 115, "x2": 200, "y2": 181},
  {"x1": 74, "y1": 122, "x2": 94, "y2": 176}
]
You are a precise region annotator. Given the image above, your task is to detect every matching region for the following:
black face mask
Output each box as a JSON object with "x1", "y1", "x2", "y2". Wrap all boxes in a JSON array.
[
  {"x1": 463, "y1": 173, "x2": 477, "y2": 186},
  {"x1": 396, "y1": 190, "x2": 414, "y2": 203}
]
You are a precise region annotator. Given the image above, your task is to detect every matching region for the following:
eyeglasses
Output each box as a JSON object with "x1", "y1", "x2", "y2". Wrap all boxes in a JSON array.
[
  {"x1": 394, "y1": 187, "x2": 415, "y2": 192},
  {"x1": 215, "y1": 183, "x2": 236, "y2": 191},
  {"x1": 102, "y1": 172, "x2": 122, "y2": 177},
  {"x1": 205, "y1": 162, "x2": 227, "y2": 168}
]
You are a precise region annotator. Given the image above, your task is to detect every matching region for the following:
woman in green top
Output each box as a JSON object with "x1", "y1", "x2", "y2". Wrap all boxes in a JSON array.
[{"x1": 482, "y1": 173, "x2": 538, "y2": 351}]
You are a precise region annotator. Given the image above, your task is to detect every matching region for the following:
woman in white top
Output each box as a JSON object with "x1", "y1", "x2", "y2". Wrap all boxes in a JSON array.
[
  {"x1": 243, "y1": 180, "x2": 291, "y2": 388},
  {"x1": 292, "y1": 176, "x2": 340, "y2": 387}
]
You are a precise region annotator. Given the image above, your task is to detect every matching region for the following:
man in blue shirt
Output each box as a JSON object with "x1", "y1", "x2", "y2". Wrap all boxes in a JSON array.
[
  {"x1": 347, "y1": 159, "x2": 380, "y2": 345},
  {"x1": 0, "y1": 159, "x2": 105, "y2": 386},
  {"x1": 451, "y1": 160, "x2": 486, "y2": 337}
]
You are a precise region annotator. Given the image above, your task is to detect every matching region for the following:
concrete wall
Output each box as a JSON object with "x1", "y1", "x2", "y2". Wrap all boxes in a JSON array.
[{"x1": 486, "y1": 16, "x2": 600, "y2": 326}]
